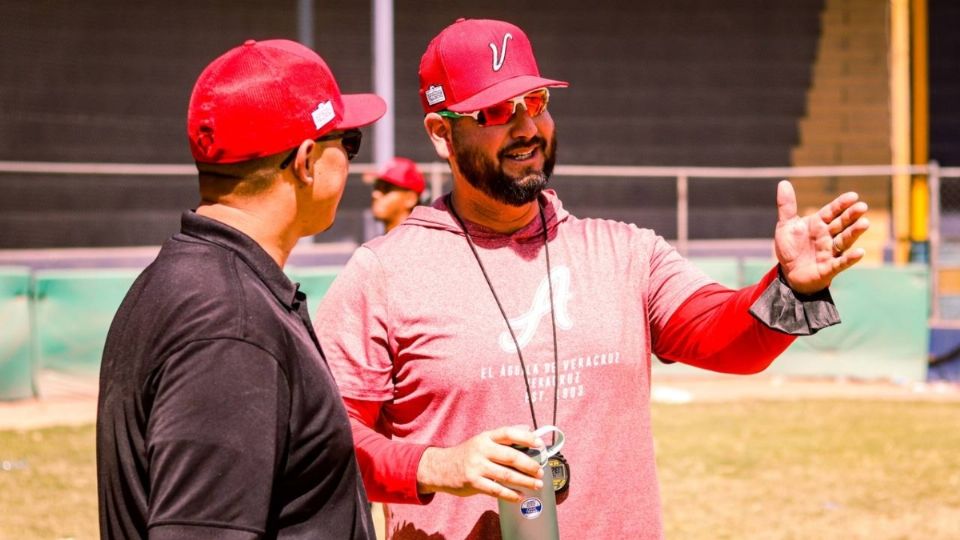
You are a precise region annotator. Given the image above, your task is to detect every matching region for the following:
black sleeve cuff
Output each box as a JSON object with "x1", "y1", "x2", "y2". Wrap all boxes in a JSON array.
[{"x1": 748, "y1": 268, "x2": 841, "y2": 336}]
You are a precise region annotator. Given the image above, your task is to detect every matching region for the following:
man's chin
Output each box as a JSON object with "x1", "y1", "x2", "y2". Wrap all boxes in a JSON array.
[{"x1": 488, "y1": 177, "x2": 546, "y2": 206}]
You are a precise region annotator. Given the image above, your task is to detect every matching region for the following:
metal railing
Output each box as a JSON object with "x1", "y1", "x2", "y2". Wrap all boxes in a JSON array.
[{"x1": 4, "y1": 160, "x2": 960, "y2": 321}]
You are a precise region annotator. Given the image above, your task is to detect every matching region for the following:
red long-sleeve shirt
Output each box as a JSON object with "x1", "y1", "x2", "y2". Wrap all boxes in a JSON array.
[{"x1": 344, "y1": 266, "x2": 794, "y2": 503}]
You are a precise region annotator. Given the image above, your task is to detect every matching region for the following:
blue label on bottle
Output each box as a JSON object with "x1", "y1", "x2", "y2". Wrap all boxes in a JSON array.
[{"x1": 520, "y1": 497, "x2": 543, "y2": 520}]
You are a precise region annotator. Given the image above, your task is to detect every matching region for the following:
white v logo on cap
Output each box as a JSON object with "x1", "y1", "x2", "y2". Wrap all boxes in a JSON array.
[{"x1": 490, "y1": 33, "x2": 513, "y2": 72}]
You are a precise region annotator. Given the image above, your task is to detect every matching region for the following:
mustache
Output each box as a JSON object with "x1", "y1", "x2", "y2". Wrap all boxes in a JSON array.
[{"x1": 500, "y1": 136, "x2": 547, "y2": 157}]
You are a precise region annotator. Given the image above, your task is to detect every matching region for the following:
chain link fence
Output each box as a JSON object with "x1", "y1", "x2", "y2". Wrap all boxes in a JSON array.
[{"x1": 931, "y1": 165, "x2": 960, "y2": 323}]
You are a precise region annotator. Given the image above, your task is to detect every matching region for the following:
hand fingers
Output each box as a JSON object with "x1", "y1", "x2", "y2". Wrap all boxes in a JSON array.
[
  {"x1": 488, "y1": 425, "x2": 545, "y2": 451},
  {"x1": 470, "y1": 430, "x2": 546, "y2": 501},
  {"x1": 481, "y1": 425, "x2": 546, "y2": 477},
  {"x1": 485, "y1": 461, "x2": 544, "y2": 493},
  {"x1": 828, "y1": 247, "x2": 866, "y2": 275},
  {"x1": 831, "y1": 217, "x2": 870, "y2": 255},
  {"x1": 445, "y1": 445, "x2": 539, "y2": 500},
  {"x1": 817, "y1": 191, "x2": 860, "y2": 224},
  {"x1": 486, "y1": 440, "x2": 545, "y2": 478},
  {"x1": 472, "y1": 475, "x2": 525, "y2": 503},
  {"x1": 776, "y1": 180, "x2": 798, "y2": 224},
  {"x1": 827, "y1": 201, "x2": 869, "y2": 236}
]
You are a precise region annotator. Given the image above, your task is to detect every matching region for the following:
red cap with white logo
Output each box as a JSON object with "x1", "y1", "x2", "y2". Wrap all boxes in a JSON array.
[
  {"x1": 188, "y1": 39, "x2": 386, "y2": 164},
  {"x1": 418, "y1": 18, "x2": 568, "y2": 114}
]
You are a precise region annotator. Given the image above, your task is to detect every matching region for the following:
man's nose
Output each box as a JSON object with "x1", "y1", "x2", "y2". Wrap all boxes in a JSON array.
[{"x1": 508, "y1": 105, "x2": 538, "y2": 139}]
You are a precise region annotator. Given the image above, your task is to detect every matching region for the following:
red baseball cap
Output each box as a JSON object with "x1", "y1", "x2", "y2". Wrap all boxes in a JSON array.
[
  {"x1": 418, "y1": 18, "x2": 568, "y2": 114},
  {"x1": 188, "y1": 39, "x2": 386, "y2": 164},
  {"x1": 376, "y1": 157, "x2": 425, "y2": 194}
]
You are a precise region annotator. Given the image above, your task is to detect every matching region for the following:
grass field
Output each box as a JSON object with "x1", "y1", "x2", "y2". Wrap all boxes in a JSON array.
[
  {"x1": 0, "y1": 425, "x2": 97, "y2": 539},
  {"x1": 1, "y1": 400, "x2": 958, "y2": 539},
  {"x1": 656, "y1": 400, "x2": 960, "y2": 539}
]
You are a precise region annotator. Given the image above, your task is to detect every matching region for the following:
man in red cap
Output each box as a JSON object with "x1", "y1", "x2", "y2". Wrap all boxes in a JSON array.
[
  {"x1": 315, "y1": 18, "x2": 870, "y2": 539},
  {"x1": 370, "y1": 157, "x2": 426, "y2": 234},
  {"x1": 97, "y1": 39, "x2": 385, "y2": 539}
]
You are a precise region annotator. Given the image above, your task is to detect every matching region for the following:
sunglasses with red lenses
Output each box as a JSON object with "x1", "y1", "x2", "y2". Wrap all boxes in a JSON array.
[
  {"x1": 438, "y1": 88, "x2": 550, "y2": 127},
  {"x1": 279, "y1": 129, "x2": 363, "y2": 169}
]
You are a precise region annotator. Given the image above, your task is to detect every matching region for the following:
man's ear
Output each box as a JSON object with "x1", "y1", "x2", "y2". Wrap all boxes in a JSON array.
[
  {"x1": 423, "y1": 113, "x2": 452, "y2": 160},
  {"x1": 291, "y1": 139, "x2": 316, "y2": 186}
]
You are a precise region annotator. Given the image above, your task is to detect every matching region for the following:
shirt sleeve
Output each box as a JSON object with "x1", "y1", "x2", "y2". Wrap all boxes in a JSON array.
[
  {"x1": 146, "y1": 338, "x2": 289, "y2": 538},
  {"x1": 644, "y1": 231, "x2": 715, "y2": 335},
  {"x1": 314, "y1": 247, "x2": 395, "y2": 401},
  {"x1": 343, "y1": 398, "x2": 432, "y2": 505},
  {"x1": 314, "y1": 250, "x2": 436, "y2": 504},
  {"x1": 652, "y1": 266, "x2": 797, "y2": 374}
]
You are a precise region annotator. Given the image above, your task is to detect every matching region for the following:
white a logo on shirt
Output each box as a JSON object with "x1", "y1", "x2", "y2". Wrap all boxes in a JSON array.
[
  {"x1": 499, "y1": 266, "x2": 573, "y2": 353},
  {"x1": 490, "y1": 33, "x2": 513, "y2": 72}
]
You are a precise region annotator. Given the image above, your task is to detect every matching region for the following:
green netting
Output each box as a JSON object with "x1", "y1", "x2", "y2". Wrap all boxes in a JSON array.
[
  {"x1": 654, "y1": 259, "x2": 929, "y2": 382},
  {"x1": 742, "y1": 260, "x2": 929, "y2": 382},
  {"x1": 27, "y1": 267, "x2": 341, "y2": 380},
  {"x1": 0, "y1": 267, "x2": 35, "y2": 400},
  {"x1": 23, "y1": 259, "x2": 929, "y2": 385},
  {"x1": 33, "y1": 269, "x2": 140, "y2": 376},
  {"x1": 286, "y1": 266, "x2": 341, "y2": 310},
  {"x1": 689, "y1": 257, "x2": 741, "y2": 288}
]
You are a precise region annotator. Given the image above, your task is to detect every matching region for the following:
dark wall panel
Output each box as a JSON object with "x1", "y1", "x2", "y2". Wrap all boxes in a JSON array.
[
  {"x1": 930, "y1": 0, "x2": 960, "y2": 166},
  {"x1": 0, "y1": 0, "x2": 823, "y2": 247}
]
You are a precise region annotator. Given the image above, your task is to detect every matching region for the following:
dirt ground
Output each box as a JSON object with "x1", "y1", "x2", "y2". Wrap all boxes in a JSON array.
[
  {"x1": 0, "y1": 372, "x2": 99, "y2": 430},
  {"x1": 2, "y1": 372, "x2": 958, "y2": 431}
]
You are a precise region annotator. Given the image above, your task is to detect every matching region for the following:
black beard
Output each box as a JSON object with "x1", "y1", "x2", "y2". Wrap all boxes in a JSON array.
[{"x1": 450, "y1": 131, "x2": 557, "y2": 207}]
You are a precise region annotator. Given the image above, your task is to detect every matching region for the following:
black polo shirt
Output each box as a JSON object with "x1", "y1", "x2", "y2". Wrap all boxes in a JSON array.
[{"x1": 97, "y1": 211, "x2": 374, "y2": 540}]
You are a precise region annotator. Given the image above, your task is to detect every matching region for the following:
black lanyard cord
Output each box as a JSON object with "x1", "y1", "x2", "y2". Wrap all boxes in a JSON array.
[{"x1": 446, "y1": 195, "x2": 560, "y2": 439}]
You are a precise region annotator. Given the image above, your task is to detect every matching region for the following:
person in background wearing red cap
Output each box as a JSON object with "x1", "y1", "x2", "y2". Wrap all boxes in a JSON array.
[
  {"x1": 370, "y1": 157, "x2": 426, "y2": 234},
  {"x1": 96, "y1": 39, "x2": 385, "y2": 540},
  {"x1": 315, "y1": 18, "x2": 870, "y2": 540}
]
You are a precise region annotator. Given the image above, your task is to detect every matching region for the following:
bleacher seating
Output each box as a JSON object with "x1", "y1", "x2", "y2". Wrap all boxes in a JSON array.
[{"x1": 1, "y1": 0, "x2": 824, "y2": 248}]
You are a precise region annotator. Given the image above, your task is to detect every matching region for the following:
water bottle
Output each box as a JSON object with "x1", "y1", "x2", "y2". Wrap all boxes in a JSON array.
[{"x1": 498, "y1": 426, "x2": 565, "y2": 540}]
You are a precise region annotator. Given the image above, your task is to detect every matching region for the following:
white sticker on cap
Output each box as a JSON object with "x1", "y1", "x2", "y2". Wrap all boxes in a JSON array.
[
  {"x1": 311, "y1": 101, "x2": 335, "y2": 130},
  {"x1": 425, "y1": 85, "x2": 446, "y2": 106}
]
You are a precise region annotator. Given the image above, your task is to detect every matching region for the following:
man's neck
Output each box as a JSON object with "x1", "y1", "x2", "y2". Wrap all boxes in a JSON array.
[
  {"x1": 449, "y1": 185, "x2": 540, "y2": 235},
  {"x1": 196, "y1": 202, "x2": 297, "y2": 268},
  {"x1": 383, "y1": 213, "x2": 406, "y2": 233}
]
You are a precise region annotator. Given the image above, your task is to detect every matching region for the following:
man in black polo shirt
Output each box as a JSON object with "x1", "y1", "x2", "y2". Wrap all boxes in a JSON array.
[{"x1": 96, "y1": 39, "x2": 385, "y2": 539}]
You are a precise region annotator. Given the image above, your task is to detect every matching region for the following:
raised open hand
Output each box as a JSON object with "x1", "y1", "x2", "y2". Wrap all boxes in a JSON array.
[{"x1": 775, "y1": 180, "x2": 870, "y2": 295}]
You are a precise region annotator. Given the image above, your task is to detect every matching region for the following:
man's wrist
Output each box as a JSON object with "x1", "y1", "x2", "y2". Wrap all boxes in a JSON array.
[
  {"x1": 415, "y1": 446, "x2": 441, "y2": 496},
  {"x1": 778, "y1": 265, "x2": 830, "y2": 297},
  {"x1": 750, "y1": 265, "x2": 840, "y2": 335}
]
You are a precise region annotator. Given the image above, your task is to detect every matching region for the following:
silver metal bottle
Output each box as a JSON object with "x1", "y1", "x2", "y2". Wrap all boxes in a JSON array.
[{"x1": 498, "y1": 426, "x2": 565, "y2": 540}]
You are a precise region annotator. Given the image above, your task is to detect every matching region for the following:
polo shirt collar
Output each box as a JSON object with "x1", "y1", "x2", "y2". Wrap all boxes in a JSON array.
[{"x1": 178, "y1": 210, "x2": 301, "y2": 308}]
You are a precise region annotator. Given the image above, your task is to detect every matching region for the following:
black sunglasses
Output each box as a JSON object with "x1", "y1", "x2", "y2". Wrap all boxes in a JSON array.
[
  {"x1": 372, "y1": 179, "x2": 401, "y2": 193},
  {"x1": 279, "y1": 129, "x2": 363, "y2": 169}
]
